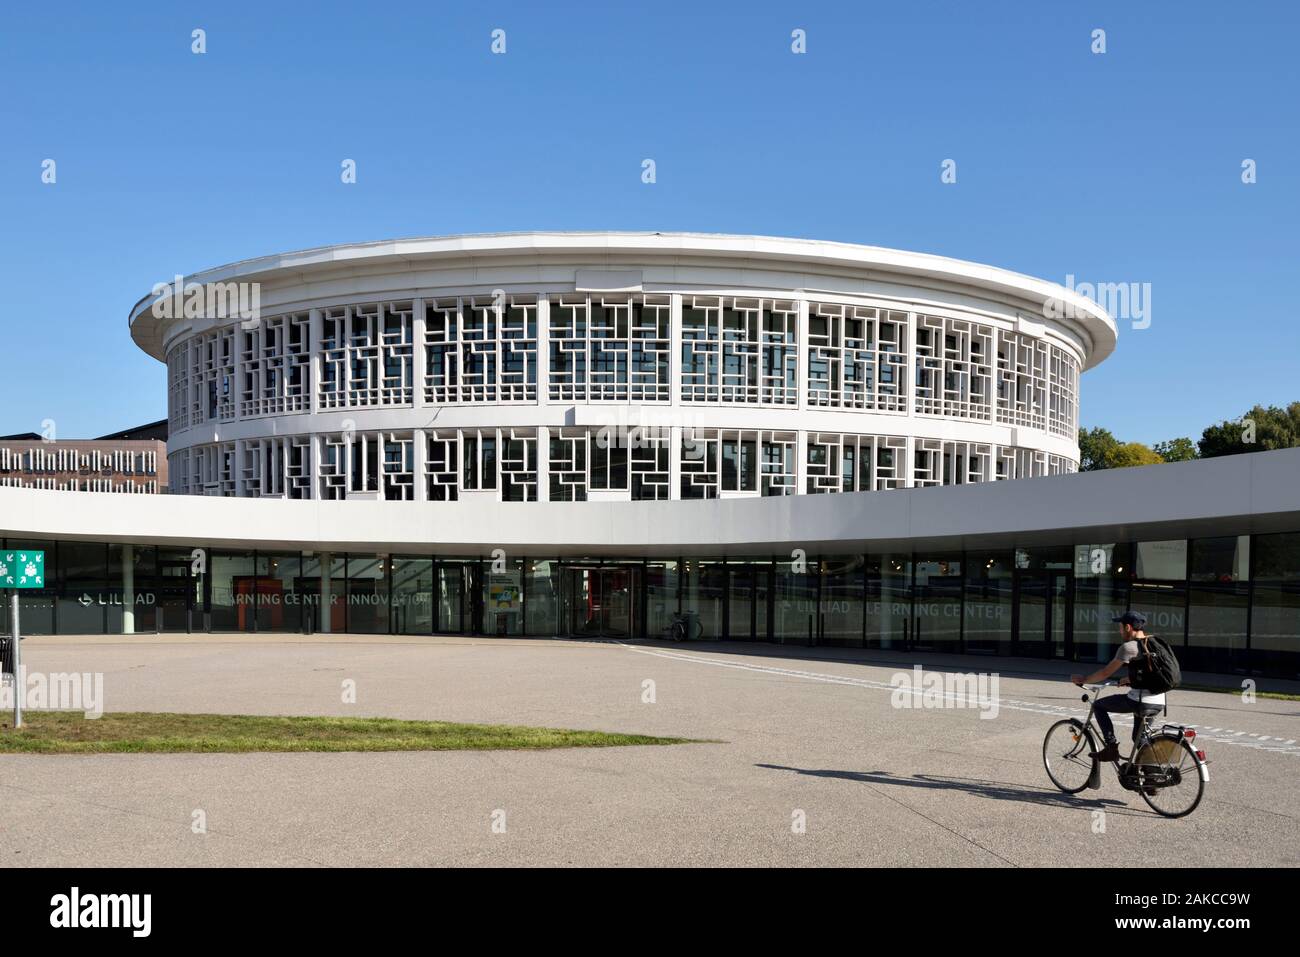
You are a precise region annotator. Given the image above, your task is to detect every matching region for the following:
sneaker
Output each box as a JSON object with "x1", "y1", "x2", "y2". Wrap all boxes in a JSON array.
[{"x1": 1090, "y1": 742, "x2": 1121, "y2": 762}]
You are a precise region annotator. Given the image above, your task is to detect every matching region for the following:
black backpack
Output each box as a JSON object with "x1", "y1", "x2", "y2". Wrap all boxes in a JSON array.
[{"x1": 1128, "y1": 634, "x2": 1181, "y2": 694}]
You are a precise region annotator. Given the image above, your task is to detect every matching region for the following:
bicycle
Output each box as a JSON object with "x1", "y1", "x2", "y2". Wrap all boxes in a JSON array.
[
  {"x1": 1042, "y1": 681, "x2": 1209, "y2": 818},
  {"x1": 663, "y1": 611, "x2": 702, "y2": 642}
]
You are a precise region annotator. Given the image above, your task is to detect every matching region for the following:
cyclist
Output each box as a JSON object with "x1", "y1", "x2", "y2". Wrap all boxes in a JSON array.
[{"x1": 1070, "y1": 611, "x2": 1164, "y2": 762}]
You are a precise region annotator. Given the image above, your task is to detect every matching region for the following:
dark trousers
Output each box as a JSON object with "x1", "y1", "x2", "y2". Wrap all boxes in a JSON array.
[{"x1": 1094, "y1": 694, "x2": 1152, "y2": 745}]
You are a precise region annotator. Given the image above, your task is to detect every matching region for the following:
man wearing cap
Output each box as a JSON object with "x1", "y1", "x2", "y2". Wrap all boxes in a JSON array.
[{"x1": 1071, "y1": 611, "x2": 1164, "y2": 762}]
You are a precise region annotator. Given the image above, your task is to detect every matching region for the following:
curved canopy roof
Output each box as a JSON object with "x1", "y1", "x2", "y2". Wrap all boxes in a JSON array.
[{"x1": 128, "y1": 231, "x2": 1118, "y2": 368}]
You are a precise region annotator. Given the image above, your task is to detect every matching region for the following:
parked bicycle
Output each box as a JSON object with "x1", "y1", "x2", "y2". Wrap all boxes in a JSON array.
[
  {"x1": 663, "y1": 611, "x2": 702, "y2": 642},
  {"x1": 1042, "y1": 681, "x2": 1209, "y2": 818}
]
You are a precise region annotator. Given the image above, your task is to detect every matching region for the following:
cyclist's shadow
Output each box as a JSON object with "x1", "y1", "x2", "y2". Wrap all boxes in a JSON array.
[{"x1": 756, "y1": 765, "x2": 1137, "y2": 813}]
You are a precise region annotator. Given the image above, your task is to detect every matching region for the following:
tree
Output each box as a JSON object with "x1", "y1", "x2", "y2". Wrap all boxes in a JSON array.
[
  {"x1": 1198, "y1": 402, "x2": 1300, "y2": 458},
  {"x1": 1110, "y1": 442, "x2": 1165, "y2": 468},
  {"x1": 1153, "y1": 437, "x2": 1198, "y2": 462},
  {"x1": 1077, "y1": 427, "x2": 1163, "y2": 470},
  {"x1": 1077, "y1": 426, "x2": 1120, "y2": 471}
]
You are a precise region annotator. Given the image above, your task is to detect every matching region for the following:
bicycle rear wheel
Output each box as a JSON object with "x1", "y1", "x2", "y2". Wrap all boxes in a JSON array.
[
  {"x1": 1043, "y1": 719, "x2": 1097, "y2": 793},
  {"x1": 1137, "y1": 734, "x2": 1205, "y2": 818}
]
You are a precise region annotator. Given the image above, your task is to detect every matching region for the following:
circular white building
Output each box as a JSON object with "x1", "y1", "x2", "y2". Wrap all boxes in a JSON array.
[{"x1": 131, "y1": 232, "x2": 1116, "y2": 503}]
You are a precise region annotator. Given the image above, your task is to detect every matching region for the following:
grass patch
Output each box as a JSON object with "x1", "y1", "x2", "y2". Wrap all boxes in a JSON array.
[{"x1": 0, "y1": 712, "x2": 698, "y2": 755}]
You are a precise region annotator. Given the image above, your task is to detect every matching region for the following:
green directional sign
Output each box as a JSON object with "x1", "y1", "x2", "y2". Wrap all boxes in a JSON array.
[{"x1": 1, "y1": 550, "x2": 45, "y2": 589}]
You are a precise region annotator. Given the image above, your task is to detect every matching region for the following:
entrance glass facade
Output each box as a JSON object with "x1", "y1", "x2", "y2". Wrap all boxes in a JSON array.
[{"x1": 4, "y1": 533, "x2": 1299, "y2": 678}]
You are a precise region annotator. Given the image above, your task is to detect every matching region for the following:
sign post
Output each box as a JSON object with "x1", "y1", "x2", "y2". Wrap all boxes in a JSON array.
[{"x1": 2, "y1": 550, "x2": 46, "y2": 729}]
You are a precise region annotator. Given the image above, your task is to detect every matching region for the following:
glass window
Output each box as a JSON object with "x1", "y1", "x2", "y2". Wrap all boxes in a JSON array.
[
  {"x1": 391, "y1": 556, "x2": 433, "y2": 635},
  {"x1": 485, "y1": 557, "x2": 523, "y2": 635},
  {"x1": 865, "y1": 554, "x2": 911, "y2": 649},
  {"x1": 253, "y1": 553, "x2": 302, "y2": 633},
  {"x1": 346, "y1": 554, "x2": 388, "y2": 634},
  {"x1": 1072, "y1": 543, "x2": 1130, "y2": 663},
  {"x1": 1130, "y1": 540, "x2": 1188, "y2": 646},
  {"x1": 645, "y1": 560, "x2": 679, "y2": 639},
  {"x1": 681, "y1": 559, "x2": 725, "y2": 641},
  {"x1": 210, "y1": 551, "x2": 255, "y2": 632},
  {"x1": 964, "y1": 551, "x2": 1013, "y2": 654},
  {"x1": 1190, "y1": 536, "x2": 1250, "y2": 582},
  {"x1": 725, "y1": 561, "x2": 769, "y2": 641},
  {"x1": 1250, "y1": 532, "x2": 1300, "y2": 674},
  {"x1": 913, "y1": 555, "x2": 962, "y2": 650},
  {"x1": 55, "y1": 541, "x2": 107, "y2": 635},
  {"x1": 820, "y1": 556, "x2": 864, "y2": 647},
  {"x1": 523, "y1": 559, "x2": 560, "y2": 636},
  {"x1": 773, "y1": 557, "x2": 817, "y2": 644}
]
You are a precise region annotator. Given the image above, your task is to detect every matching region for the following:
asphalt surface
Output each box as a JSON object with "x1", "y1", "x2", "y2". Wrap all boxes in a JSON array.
[{"x1": 2, "y1": 635, "x2": 1297, "y2": 867}]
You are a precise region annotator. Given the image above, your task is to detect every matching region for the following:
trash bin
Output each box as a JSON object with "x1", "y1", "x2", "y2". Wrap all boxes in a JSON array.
[{"x1": 496, "y1": 613, "x2": 509, "y2": 636}]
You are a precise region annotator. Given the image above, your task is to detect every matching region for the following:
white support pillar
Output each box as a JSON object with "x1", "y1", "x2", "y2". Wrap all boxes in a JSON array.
[
  {"x1": 796, "y1": 297, "x2": 809, "y2": 413},
  {"x1": 795, "y1": 430, "x2": 808, "y2": 496},
  {"x1": 413, "y1": 427, "x2": 426, "y2": 502},
  {"x1": 121, "y1": 544, "x2": 135, "y2": 635},
  {"x1": 669, "y1": 293, "x2": 683, "y2": 408},
  {"x1": 411, "y1": 297, "x2": 425, "y2": 411},
  {"x1": 537, "y1": 426, "x2": 550, "y2": 501},
  {"x1": 308, "y1": 308, "x2": 322, "y2": 415},
  {"x1": 537, "y1": 295, "x2": 551, "y2": 403},
  {"x1": 669, "y1": 424, "x2": 682, "y2": 500}
]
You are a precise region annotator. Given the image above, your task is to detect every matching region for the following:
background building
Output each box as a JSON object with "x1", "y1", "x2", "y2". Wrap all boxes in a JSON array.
[{"x1": 0, "y1": 420, "x2": 167, "y2": 493}]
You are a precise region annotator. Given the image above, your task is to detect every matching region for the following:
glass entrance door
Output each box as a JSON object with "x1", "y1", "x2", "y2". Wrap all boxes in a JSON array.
[
  {"x1": 563, "y1": 566, "x2": 640, "y2": 638},
  {"x1": 1016, "y1": 570, "x2": 1074, "y2": 658},
  {"x1": 157, "y1": 560, "x2": 197, "y2": 633}
]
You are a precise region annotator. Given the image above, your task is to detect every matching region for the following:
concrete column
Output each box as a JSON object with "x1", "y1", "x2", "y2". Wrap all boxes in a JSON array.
[
  {"x1": 796, "y1": 298, "x2": 809, "y2": 412},
  {"x1": 121, "y1": 543, "x2": 135, "y2": 635},
  {"x1": 669, "y1": 424, "x2": 682, "y2": 500},
  {"x1": 411, "y1": 297, "x2": 426, "y2": 411},
  {"x1": 796, "y1": 430, "x2": 808, "y2": 495},
  {"x1": 319, "y1": 551, "x2": 333, "y2": 635},
  {"x1": 537, "y1": 295, "x2": 551, "y2": 403},
  {"x1": 537, "y1": 426, "x2": 550, "y2": 502},
  {"x1": 413, "y1": 427, "x2": 426, "y2": 502},
  {"x1": 669, "y1": 294, "x2": 683, "y2": 408},
  {"x1": 308, "y1": 308, "x2": 322, "y2": 415}
]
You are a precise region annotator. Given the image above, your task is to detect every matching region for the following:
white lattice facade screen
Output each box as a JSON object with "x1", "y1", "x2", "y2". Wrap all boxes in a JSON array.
[
  {"x1": 240, "y1": 314, "x2": 309, "y2": 419},
  {"x1": 913, "y1": 439, "x2": 994, "y2": 488},
  {"x1": 164, "y1": 287, "x2": 1087, "y2": 502},
  {"x1": 681, "y1": 298, "x2": 798, "y2": 405},
  {"x1": 426, "y1": 296, "x2": 538, "y2": 405},
  {"x1": 166, "y1": 295, "x2": 1081, "y2": 430},
  {"x1": 319, "y1": 303, "x2": 414, "y2": 410},
  {"x1": 546, "y1": 294, "x2": 671, "y2": 403},
  {"x1": 807, "y1": 303, "x2": 907, "y2": 412},
  {"x1": 806, "y1": 433, "x2": 908, "y2": 493},
  {"x1": 914, "y1": 314, "x2": 995, "y2": 421},
  {"x1": 171, "y1": 423, "x2": 1077, "y2": 500}
]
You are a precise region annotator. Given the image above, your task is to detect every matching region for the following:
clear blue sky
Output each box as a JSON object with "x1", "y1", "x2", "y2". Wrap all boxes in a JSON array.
[{"x1": 1, "y1": 1, "x2": 1296, "y2": 443}]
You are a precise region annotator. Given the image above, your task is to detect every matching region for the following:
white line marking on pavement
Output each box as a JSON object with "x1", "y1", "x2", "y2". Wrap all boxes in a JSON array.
[{"x1": 621, "y1": 644, "x2": 1300, "y2": 757}]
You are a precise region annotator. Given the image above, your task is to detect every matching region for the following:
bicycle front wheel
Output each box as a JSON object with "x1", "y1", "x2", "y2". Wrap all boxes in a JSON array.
[
  {"x1": 1043, "y1": 719, "x2": 1097, "y2": 794},
  {"x1": 1137, "y1": 734, "x2": 1205, "y2": 818}
]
